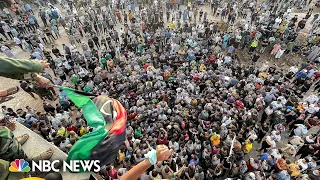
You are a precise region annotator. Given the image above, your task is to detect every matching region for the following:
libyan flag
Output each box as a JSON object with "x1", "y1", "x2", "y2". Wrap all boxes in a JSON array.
[{"x1": 61, "y1": 87, "x2": 127, "y2": 167}]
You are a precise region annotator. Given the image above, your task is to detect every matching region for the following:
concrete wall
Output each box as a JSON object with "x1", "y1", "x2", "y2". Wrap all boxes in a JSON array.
[{"x1": 12, "y1": 122, "x2": 94, "y2": 179}]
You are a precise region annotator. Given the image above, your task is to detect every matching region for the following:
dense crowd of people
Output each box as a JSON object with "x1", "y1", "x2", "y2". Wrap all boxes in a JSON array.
[{"x1": 1, "y1": 0, "x2": 320, "y2": 179}]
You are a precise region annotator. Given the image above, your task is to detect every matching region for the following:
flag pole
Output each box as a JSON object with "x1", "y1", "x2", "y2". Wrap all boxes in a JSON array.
[
  {"x1": 226, "y1": 134, "x2": 237, "y2": 164},
  {"x1": 53, "y1": 85, "x2": 99, "y2": 97}
]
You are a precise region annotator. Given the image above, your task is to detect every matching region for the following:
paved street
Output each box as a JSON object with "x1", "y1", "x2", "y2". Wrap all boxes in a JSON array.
[{"x1": 0, "y1": 4, "x2": 319, "y2": 174}]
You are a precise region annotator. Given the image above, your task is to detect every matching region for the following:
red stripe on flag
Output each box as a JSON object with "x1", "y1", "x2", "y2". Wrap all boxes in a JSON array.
[{"x1": 109, "y1": 100, "x2": 127, "y2": 135}]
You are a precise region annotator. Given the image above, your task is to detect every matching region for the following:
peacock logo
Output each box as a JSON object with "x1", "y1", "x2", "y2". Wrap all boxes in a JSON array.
[{"x1": 9, "y1": 159, "x2": 31, "y2": 172}]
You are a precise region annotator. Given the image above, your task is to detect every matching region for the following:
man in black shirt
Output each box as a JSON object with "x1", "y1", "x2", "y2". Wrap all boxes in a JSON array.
[
  {"x1": 39, "y1": 10, "x2": 47, "y2": 27},
  {"x1": 19, "y1": 81, "x2": 37, "y2": 99},
  {"x1": 199, "y1": 9, "x2": 204, "y2": 22},
  {"x1": 62, "y1": 44, "x2": 71, "y2": 55},
  {"x1": 88, "y1": 39, "x2": 95, "y2": 49},
  {"x1": 51, "y1": 45, "x2": 61, "y2": 57},
  {"x1": 166, "y1": 11, "x2": 170, "y2": 22},
  {"x1": 43, "y1": 101, "x2": 55, "y2": 114},
  {"x1": 92, "y1": 35, "x2": 100, "y2": 48},
  {"x1": 45, "y1": 27, "x2": 56, "y2": 42},
  {"x1": 290, "y1": 15, "x2": 298, "y2": 25},
  {"x1": 252, "y1": 53, "x2": 260, "y2": 64}
]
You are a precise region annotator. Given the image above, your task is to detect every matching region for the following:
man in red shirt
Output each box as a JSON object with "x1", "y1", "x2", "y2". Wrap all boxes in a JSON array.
[
  {"x1": 129, "y1": 110, "x2": 137, "y2": 120},
  {"x1": 66, "y1": 124, "x2": 77, "y2": 132},
  {"x1": 116, "y1": 10, "x2": 122, "y2": 23},
  {"x1": 157, "y1": 128, "x2": 168, "y2": 145}
]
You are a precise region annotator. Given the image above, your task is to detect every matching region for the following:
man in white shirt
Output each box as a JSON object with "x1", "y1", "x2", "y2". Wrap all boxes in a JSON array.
[
  {"x1": 271, "y1": 99, "x2": 283, "y2": 110},
  {"x1": 297, "y1": 159, "x2": 308, "y2": 171},
  {"x1": 266, "y1": 135, "x2": 276, "y2": 148},
  {"x1": 270, "y1": 149, "x2": 282, "y2": 159},
  {"x1": 271, "y1": 130, "x2": 281, "y2": 142},
  {"x1": 244, "y1": 22, "x2": 250, "y2": 31},
  {"x1": 13, "y1": 37, "x2": 22, "y2": 49},
  {"x1": 290, "y1": 66, "x2": 299, "y2": 73},
  {"x1": 70, "y1": 44, "x2": 78, "y2": 54},
  {"x1": 294, "y1": 124, "x2": 308, "y2": 137}
]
